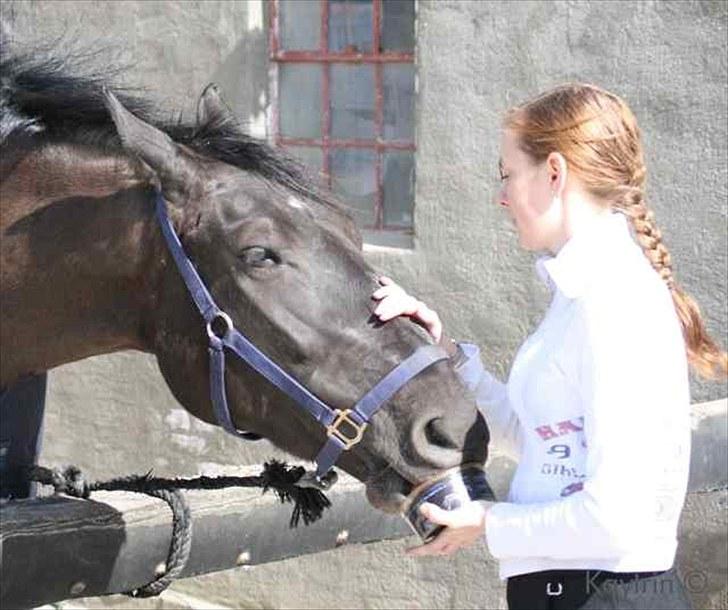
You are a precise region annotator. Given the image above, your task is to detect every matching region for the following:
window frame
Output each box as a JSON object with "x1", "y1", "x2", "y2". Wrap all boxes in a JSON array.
[{"x1": 269, "y1": 0, "x2": 416, "y2": 235}]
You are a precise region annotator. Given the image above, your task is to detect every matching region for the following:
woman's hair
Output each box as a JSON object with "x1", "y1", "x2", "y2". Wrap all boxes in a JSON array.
[{"x1": 504, "y1": 83, "x2": 727, "y2": 380}]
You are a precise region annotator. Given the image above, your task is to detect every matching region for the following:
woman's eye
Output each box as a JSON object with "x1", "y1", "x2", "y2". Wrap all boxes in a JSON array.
[
  {"x1": 499, "y1": 173, "x2": 510, "y2": 182},
  {"x1": 240, "y1": 246, "x2": 281, "y2": 268}
]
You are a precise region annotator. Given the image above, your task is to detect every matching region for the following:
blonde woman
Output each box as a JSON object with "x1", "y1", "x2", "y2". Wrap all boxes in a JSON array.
[{"x1": 372, "y1": 84, "x2": 727, "y2": 610}]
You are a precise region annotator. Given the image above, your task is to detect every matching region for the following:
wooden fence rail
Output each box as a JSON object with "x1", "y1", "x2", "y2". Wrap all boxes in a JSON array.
[{"x1": 0, "y1": 474, "x2": 411, "y2": 609}]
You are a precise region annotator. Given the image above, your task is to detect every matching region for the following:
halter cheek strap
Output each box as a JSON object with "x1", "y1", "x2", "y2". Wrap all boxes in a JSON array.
[
  {"x1": 155, "y1": 191, "x2": 449, "y2": 480},
  {"x1": 313, "y1": 343, "x2": 449, "y2": 477}
]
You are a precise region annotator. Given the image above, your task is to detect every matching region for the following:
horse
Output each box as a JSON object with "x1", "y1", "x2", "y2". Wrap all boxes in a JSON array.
[{"x1": 0, "y1": 40, "x2": 488, "y2": 515}]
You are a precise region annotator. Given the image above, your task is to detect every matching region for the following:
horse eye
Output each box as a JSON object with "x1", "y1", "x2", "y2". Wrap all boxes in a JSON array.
[{"x1": 240, "y1": 246, "x2": 281, "y2": 268}]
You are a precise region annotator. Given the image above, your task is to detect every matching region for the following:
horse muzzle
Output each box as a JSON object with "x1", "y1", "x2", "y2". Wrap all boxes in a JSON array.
[{"x1": 401, "y1": 464, "x2": 495, "y2": 542}]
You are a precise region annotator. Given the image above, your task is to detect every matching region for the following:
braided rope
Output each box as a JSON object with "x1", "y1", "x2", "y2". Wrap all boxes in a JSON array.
[
  {"x1": 26, "y1": 461, "x2": 331, "y2": 597},
  {"x1": 130, "y1": 488, "x2": 192, "y2": 598}
]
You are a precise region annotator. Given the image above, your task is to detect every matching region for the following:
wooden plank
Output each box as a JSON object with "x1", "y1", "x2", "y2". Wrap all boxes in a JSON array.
[{"x1": 0, "y1": 476, "x2": 411, "y2": 608}]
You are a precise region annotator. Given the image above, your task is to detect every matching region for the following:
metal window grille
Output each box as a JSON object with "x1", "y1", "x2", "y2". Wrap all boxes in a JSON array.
[{"x1": 270, "y1": 0, "x2": 416, "y2": 234}]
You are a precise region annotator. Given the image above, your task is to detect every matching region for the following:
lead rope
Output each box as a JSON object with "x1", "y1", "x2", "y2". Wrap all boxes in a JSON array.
[{"x1": 26, "y1": 461, "x2": 331, "y2": 597}]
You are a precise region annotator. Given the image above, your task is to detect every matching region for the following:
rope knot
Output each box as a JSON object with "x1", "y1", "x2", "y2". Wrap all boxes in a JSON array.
[
  {"x1": 27, "y1": 465, "x2": 90, "y2": 499},
  {"x1": 61, "y1": 465, "x2": 90, "y2": 498}
]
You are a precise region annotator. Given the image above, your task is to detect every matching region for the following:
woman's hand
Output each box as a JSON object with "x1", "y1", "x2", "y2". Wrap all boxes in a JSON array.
[
  {"x1": 406, "y1": 500, "x2": 492, "y2": 557},
  {"x1": 372, "y1": 276, "x2": 443, "y2": 342}
]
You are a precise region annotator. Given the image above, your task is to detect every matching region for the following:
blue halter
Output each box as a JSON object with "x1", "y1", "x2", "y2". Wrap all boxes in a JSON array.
[{"x1": 154, "y1": 191, "x2": 449, "y2": 482}]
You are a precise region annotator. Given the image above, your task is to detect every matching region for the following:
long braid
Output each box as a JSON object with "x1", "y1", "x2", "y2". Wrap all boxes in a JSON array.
[
  {"x1": 615, "y1": 178, "x2": 727, "y2": 379},
  {"x1": 616, "y1": 187, "x2": 674, "y2": 287}
]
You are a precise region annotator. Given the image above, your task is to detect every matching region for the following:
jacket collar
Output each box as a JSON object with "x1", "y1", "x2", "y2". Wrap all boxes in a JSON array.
[{"x1": 535, "y1": 212, "x2": 632, "y2": 299}]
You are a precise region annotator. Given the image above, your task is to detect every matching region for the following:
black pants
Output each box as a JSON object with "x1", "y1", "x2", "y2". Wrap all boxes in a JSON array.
[
  {"x1": 0, "y1": 373, "x2": 47, "y2": 499},
  {"x1": 506, "y1": 567, "x2": 693, "y2": 610}
]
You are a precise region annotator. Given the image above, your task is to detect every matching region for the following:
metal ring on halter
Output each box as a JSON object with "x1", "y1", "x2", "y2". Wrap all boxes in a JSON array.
[{"x1": 206, "y1": 311, "x2": 234, "y2": 341}]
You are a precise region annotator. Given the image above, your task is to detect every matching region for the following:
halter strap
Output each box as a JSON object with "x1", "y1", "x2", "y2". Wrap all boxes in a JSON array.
[
  {"x1": 314, "y1": 344, "x2": 448, "y2": 477},
  {"x1": 155, "y1": 192, "x2": 218, "y2": 323}
]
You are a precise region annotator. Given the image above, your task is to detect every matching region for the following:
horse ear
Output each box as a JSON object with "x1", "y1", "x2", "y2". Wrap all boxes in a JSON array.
[
  {"x1": 103, "y1": 88, "x2": 186, "y2": 187},
  {"x1": 197, "y1": 83, "x2": 236, "y2": 127}
]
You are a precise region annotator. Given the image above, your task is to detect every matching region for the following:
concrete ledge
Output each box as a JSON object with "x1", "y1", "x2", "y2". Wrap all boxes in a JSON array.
[
  {"x1": 677, "y1": 488, "x2": 728, "y2": 610},
  {"x1": 689, "y1": 398, "x2": 728, "y2": 492},
  {"x1": 680, "y1": 399, "x2": 728, "y2": 610}
]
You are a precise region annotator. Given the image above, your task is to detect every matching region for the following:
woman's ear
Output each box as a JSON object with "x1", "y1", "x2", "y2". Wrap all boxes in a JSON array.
[{"x1": 546, "y1": 152, "x2": 568, "y2": 197}]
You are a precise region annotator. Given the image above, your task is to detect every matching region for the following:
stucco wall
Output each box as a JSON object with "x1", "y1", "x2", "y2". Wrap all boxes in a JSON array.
[{"x1": 2, "y1": 1, "x2": 726, "y2": 609}]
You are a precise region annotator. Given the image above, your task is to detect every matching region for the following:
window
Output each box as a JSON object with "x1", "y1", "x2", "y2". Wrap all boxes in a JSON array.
[{"x1": 270, "y1": 0, "x2": 416, "y2": 243}]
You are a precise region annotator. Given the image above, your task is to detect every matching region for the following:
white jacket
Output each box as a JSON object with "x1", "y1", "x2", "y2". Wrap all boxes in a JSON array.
[{"x1": 455, "y1": 212, "x2": 691, "y2": 580}]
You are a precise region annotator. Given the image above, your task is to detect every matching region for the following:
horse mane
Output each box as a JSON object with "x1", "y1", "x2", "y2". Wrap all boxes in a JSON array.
[{"x1": 0, "y1": 34, "x2": 354, "y2": 230}]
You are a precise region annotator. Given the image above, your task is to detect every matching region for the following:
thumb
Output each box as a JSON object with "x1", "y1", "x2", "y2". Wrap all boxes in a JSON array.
[{"x1": 419, "y1": 502, "x2": 458, "y2": 527}]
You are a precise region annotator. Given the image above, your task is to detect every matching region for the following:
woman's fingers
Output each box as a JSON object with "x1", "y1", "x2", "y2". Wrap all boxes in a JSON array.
[
  {"x1": 371, "y1": 288, "x2": 387, "y2": 300},
  {"x1": 406, "y1": 544, "x2": 433, "y2": 557},
  {"x1": 405, "y1": 530, "x2": 461, "y2": 557},
  {"x1": 406, "y1": 538, "x2": 450, "y2": 557},
  {"x1": 405, "y1": 502, "x2": 490, "y2": 558},
  {"x1": 372, "y1": 277, "x2": 443, "y2": 341},
  {"x1": 405, "y1": 533, "x2": 474, "y2": 557},
  {"x1": 372, "y1": 283, "x2": 406, "y2": 302},
  {"x1": 372, "y1": 284, "x2": 418, "y2": 316},
  {"x1": 419, "y1": 503, "x2": 459, "y2": 527},
  {"x1": 375, "y1": 296, "x2": 419, "y2": 321},
  {"x1": 423, "y1": 501, "x2": 489, "y2": 528},
  {"x1": 373, "y1": 277, "x2": 407, "y2": 302}
]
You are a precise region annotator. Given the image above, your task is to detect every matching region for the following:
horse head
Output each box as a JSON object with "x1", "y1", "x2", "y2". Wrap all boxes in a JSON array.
[{"x1": 101, "y1": 87, "x2": 488, "y2": 513}]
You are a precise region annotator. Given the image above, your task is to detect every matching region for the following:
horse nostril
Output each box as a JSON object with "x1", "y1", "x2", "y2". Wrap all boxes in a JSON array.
[{"x1": 424, "y1": 417, "x2": 458, "y2": 450}]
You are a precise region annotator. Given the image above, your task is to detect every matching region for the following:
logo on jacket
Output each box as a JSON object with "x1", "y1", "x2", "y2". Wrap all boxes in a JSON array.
[{"x1": 535, "y1": 417, "x2": 584, "y2": 440}]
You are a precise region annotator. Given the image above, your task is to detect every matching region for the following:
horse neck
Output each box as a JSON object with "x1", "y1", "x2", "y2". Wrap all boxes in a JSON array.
[{"x1": 0, "y1": 140, "x2": 162, "y2": 387}]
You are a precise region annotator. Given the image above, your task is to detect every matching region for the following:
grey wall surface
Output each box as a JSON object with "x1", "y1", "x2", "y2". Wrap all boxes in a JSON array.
[{"x1": 2, "y1": 1, "x2": 727, "y2": 609}]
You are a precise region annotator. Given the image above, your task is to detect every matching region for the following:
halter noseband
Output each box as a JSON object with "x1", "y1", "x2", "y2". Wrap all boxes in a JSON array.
[{"x1": 155, "y1": 191, "x2": 449, "y2": 485}]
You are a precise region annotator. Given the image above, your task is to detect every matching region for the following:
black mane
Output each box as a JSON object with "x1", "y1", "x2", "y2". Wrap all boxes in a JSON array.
[{"x1": 0, "y1": 38, "x2": 343, "y2": 215}]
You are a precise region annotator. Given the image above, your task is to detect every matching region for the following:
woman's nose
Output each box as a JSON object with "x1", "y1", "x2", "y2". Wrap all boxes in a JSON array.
[{"x1": 498, "y1": 189, "x2": 509, "y2": 207}]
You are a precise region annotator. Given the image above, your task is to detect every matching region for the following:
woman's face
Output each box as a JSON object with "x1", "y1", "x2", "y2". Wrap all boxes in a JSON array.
[{"x1": 497, "y1": 130, "x2": 564, "y2": 252}]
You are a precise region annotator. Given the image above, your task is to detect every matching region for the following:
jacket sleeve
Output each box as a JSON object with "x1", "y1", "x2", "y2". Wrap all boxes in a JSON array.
[
  {"x1": 483, "y1": 295, "x2": 689, "y2": 560},
  {"x1": 453, "y1": 343, "x2": 522, "y2": 458}
]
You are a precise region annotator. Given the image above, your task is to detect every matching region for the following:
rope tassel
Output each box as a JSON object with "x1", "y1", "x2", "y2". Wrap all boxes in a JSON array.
[{"x1": 260, "y1": 460, "x2": 332, "y2": 527}]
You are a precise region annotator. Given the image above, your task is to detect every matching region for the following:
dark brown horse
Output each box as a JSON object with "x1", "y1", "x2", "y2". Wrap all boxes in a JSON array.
[{"x1": 0, "y1": 42, "x2": 487, "y2": 514}]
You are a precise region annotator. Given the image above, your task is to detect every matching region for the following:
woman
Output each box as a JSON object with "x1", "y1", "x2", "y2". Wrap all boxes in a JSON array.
[{"x1": 372, "y1": 84, "x2": 727, "y2": 610}]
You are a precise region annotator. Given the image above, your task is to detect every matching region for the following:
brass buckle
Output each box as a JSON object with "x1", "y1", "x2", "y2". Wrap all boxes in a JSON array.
[{"x1": 326, "y1": 409, "x2": 367, "y2": 450}]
